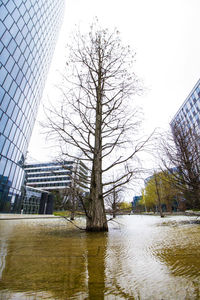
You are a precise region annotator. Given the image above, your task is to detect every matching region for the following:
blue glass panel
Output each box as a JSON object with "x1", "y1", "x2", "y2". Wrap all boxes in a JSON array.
[
  {"x1": 0, "y1": 87, "x2": 6, "y2": 103},
  {"x1": 2, "y1": 139, "x2": 10, "y2": 156},
  {"x1": 6, "y1": 1, "x2": 16, "y2": 14},
  {"x1": 19, "y1": 40, "x2": 26, "y2": 52},
  {"x1": 0, "y1": 156, "x2": 7, "y2": 175},
  {"x1": 20, "y1": 77, "x2": 26, "y2": 91},
  {"x1": 15, "y1": 31, "x2": 23, "y2": 46},
  {"x1": 27, "y1": 19, "x2": 33, "y2": 31},
  {"x1": 11, "y1": 105, "x2": 19, "y2": 121},
  {"x1": 24, "y1": 47, "x2": 29, "y2": 59},
  {"x1": 9, "y1": 23, "x2": 18, "y2": 38},
  {"x1": 11, "y1": 63, "x2": 20, "y2": 80},
  {"x1": 19, "y1": 3, "x2": 26, "y2": 15},
  {"x1": 12, "y1": 166, "x2": 20, "y2": 186},
  {"x1": 18, "y1": 55, "x2": 25, "y2": 68},
  {"x1": 0, "y1": 67, "x2": 7, "y2": 86},
  {"x1": 15, "y1": 70, "x2": 23, "y2": 85},
  {"x1": 9, "y1": 123, "x2": 17, "y2": 140},
  {"x1": 8, "y1": 163, "x2": 16, "y2": 181},
  {"x1": 7, "y1": 142, "x2": 14, "y2": 159},
  {"x1": 13, "y1": 47, "x2": 21, "y2": 61},
  {"x1": 0, "y1": 41, "x2": 4, "y2": 53},
  {"x1": 6, "y1": 99, "x2": 15, "y2": 117},
  {"x1": 0, "y1": 93, "x2": 10, "y2": 111},
  {"x1": 25, "y1": 0, "x2": 31, "y2": 10},
  {"x1": 22, "y1": 25, "x2": 28, "y2": 37},
  {"x1": 14, "y1": 0, "x2": 21, "y2": 8},
  {"x1": 5, "y1": 55, "x2": 15, "y2": 72},
  {"x1": 17, "y1": 16, "x2": 25, "y2": 31},
  {"x1": 4, "y1": 119, "x2": 13, "y2": 136},
  {"x1": 0, "y1": 113, "x2": 8, "y2": 132},
  {"x1": 7, "y1": 38, "x2": 17, "y2": 55},
  {"x1": 12, "y1": 8, "x2": 20, "y2": 22},
  {"x1": 13, "y1": 87, "x2": 21, "y2": 102},
  {"x1": 3, "y1": 73, "x2": 12, "y2": 91},
  {"x1": 26, "y1": 33, "x2": 31, "y2": 45},
  {"x1": 2, "y1": 30, "x2": 12, "y2": 47},
  {"x1": 0, "y1": 48, "x2": 10, "y2": 65},
  {"x1": 22, "y1": 62, "x2": 28, "y2": 75},
  {"x1": 4, "y1": 14, "x2": 14, "y2": 30},
  {"x1": 16, "y1": 110, "x2": 22, "y2": 126},
  {"x1": 18, "y1": 93, "x2": 24, "y2": 108},
  {"x1": 13, "y1": 128, "x2": 20, "y2": 145},
  {"x1": 0, "y1": 6, "x2": 8, "y2": 22},
  {"x1": 0, "y1": 134, "x2": 6, "y2": 152},
  {"x1": 9, "y1": 81, "x2": 17, "y2": 98}
]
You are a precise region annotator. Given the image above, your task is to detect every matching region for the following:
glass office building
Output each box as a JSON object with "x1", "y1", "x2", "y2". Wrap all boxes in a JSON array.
[
  {"x1": 170, "y1": 79, "x2": 200, "y2": 130},
  {"x1": 0, "y1": 0, "x2": 65, "y2": 212}
]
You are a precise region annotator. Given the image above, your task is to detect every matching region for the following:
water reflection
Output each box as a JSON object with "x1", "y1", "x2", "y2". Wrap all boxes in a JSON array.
[{"x1": 0, "y1": 215, "x2": 199, "y2": 299}]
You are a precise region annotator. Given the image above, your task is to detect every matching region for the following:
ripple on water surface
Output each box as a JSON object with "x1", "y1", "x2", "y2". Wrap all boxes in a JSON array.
[{"x1": 0, "y1": 215, "x2": 199, "y2": 299}]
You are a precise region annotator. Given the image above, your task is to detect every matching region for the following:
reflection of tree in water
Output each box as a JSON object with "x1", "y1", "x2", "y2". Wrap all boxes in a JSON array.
[
  {"x1": 86, "y1": 232, "x2": 107, "y2": 299},
  {"x1": 0, "y1": 222, "x2": 110, "y2": 299}
]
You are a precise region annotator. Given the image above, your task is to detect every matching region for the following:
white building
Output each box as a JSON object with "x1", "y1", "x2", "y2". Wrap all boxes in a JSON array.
[{"x1": 24, "y1": 160, "x2": 88, "y2": 193}]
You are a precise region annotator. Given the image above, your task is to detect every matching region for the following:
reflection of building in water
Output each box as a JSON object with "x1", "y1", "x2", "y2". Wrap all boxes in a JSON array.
[
  {"x1": 0, "y1": 223, "x2": 14, "y2": 281},
  {"x1": 0, "y1": 0, "x2": 65, "y2": 213},
  {"x1": 0, "y1": 239, "x2": 7, "y2": 280}
]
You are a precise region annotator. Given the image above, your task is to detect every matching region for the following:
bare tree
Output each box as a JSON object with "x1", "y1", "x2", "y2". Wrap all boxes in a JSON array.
[
  {"x1": 56, "y1": 159, "x2": 88, "y2": 220},
  {"x1": 105, "y1": 183, "x2": 123, "y2": 218},
  {"x1": 160, "y1": 121, "x2": 200, "y2": 209},
  {"x1": 45, "y1": 21, "x2": 150, "y2": 231}
]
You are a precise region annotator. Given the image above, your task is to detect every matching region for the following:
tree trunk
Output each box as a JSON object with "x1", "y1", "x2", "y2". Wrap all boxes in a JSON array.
[
  {"x1": 86, "y1": 61, "x2": 108, "y2": 232},
  {"x1": 154, "y1": 174, "x2": 164, "y2": 218},
  {"x1": 112, "y1": 190, "x2": 116, "y2": 218},
  {"x1": 86, "y1": 163, "x2": 108, "y2": 231}
]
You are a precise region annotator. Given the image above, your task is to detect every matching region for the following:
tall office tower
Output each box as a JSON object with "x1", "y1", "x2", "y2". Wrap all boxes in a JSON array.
[
  {"x1": 170, "y1": 79, "x2": 200, "y2": 130},
  {"x1": 0, "y1": 0, "x2": 65, "y2": 212}
]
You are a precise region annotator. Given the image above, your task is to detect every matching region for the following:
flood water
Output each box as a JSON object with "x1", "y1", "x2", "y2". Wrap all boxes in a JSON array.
[{"x1": 0, "y1": 215, "x2": 200, "y2": 300}]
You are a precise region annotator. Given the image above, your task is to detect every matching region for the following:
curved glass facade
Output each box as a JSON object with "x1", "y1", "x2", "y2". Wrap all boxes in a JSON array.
[
  {"x1": 0, "y1": 0, "x2": 65, "y2": 212},
  {"x1": 171, "y1": 79, "x2": 200, "y2": 130}
]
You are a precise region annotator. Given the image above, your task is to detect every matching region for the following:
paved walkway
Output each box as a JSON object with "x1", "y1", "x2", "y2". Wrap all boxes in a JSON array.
[{"x1": 0, "y1": 214, "x2": 61, "y2": 220}]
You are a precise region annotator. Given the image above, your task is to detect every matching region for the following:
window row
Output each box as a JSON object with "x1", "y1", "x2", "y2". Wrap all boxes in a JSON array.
[
  {"x1": 27, "y1": 176, "x2": 71, "y2": 183},
  {"x1": 29, "y1": 182, "x2": 70, "y2": 188},
  {"x1": 26, "y1": 171, "x2": 71, "y2": 178},
  {"x1": 25, "y1": 166, "x2": 73, "y2": 173}
]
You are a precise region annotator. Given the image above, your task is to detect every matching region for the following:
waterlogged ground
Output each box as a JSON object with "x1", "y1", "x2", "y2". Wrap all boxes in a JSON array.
[{"x1": 0, "y1": 215, "x2": 200, "y2": 299}]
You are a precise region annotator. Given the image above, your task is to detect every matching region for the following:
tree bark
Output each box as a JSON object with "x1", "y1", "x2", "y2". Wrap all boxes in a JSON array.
[{"x1": 86, "y1": 49, "x2": 108, "y2": 232}]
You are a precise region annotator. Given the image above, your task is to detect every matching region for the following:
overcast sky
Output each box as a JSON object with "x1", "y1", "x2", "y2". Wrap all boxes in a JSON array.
[{"x1": 28, "y1": 0, "x2": 200, "y2": 164}]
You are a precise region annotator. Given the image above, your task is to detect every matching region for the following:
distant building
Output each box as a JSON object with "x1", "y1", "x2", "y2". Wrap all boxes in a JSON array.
[
  {"x1": 131, "y1": 196, "x2": 142, "y2": 212},
  {"x1": 170, "y1": 79, "x2": 200, "y2": 131},
  {"x1": 24, "y1": 161, "x2": 88, "y2": 205},
  {"x1": 24, "y1": 161, "x2": 73, "y2": 191},
  {"x1": 0, "y1": 0, "x2": 65, "y2": 213}
]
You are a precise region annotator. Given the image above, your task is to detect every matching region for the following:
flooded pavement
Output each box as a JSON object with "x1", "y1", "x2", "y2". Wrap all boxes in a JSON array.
[{"x1": 0, "y1": 215, "x2": 199, "y2": 299}]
